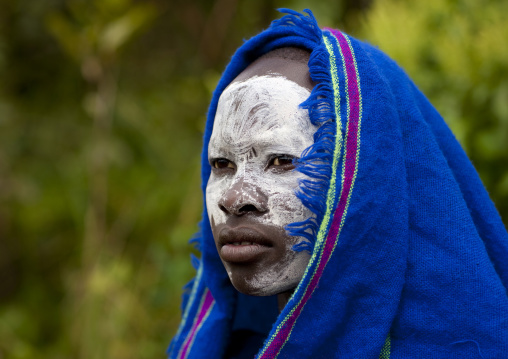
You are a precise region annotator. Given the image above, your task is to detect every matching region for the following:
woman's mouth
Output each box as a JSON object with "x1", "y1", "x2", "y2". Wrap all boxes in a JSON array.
[
  {"x1": 218, "y1": 226, "x2": 272, "y2": 263},
  {"x1": 229, "y1": 241, "x2": 254, "y2": 246}
]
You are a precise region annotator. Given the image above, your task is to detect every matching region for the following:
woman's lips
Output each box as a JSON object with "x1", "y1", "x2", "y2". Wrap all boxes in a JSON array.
[
  {"x1": 218, "y1": 226, "x2": 272, "y2": 263},
  {"x1": 220, "y1": 243, "x2": 270, "y2": 263}
]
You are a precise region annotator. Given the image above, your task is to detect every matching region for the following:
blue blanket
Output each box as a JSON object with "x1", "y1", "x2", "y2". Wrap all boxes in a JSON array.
[{"x1": 168, "y1": 9, "x2": 508, "y2": 358}]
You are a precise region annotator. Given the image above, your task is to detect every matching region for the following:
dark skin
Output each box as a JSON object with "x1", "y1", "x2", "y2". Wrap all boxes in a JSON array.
[
  {"x1": 209, "y1": 49, "x2": 315, "y2": 311},
  {"x1": 233, "y1": 53, "x2": 315, "y2": 93}
]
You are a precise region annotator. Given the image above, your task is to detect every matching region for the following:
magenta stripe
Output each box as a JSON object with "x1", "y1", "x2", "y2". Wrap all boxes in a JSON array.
[
  {"x1": 327, "y1": 29, "x2": 360, "y2": 239},
  {"x1": 179, "y1": 289, "x2": 214, "y2": 359},
  {"x1": 260, "y1": 30, "x2": 361, "y2": 358}
]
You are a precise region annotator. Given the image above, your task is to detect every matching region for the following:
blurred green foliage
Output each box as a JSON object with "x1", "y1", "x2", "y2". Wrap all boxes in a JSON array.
[{"x1": 0, "y1": 0, "x2": 505, "y2": 358}]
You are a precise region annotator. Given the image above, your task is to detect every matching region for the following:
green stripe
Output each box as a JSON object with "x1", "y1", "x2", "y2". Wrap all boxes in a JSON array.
[
  {"x1": 182, "y1": 295, "x2": 215, "y2": 359},
  {"x1": 172, "y1": 264, "x2": 203, "y2": 356},
  {"x1": 316, "y1": 34, "x2": 343, "y2": 244},
  {"x1": 379, "y1": 334, "x2": 391, "y2": 359}
]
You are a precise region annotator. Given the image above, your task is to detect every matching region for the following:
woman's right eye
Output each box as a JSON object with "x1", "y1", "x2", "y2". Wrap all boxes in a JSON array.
[{"x1": 212, "y1": 158, "x2": 235, "y2": 170}]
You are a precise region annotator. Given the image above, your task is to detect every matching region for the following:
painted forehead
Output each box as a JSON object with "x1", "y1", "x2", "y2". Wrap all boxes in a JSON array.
[{"x1": 210, "y1": 75, "x2": 312, "y2": 153}]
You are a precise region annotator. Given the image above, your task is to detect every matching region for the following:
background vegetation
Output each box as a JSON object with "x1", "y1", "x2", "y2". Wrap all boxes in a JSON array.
[{"x1": 0, "y1": 0, "x2": 506, "y2": 358}]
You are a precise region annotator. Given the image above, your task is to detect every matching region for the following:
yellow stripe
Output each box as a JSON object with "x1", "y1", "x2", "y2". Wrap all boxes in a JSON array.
[
  {"x1": 172, "y1": 265, "x2": 203, "y2": 357},
  {"x1": 342, "y1": 34, "x2": 363, "y2": 225},
  {"x1": 182, "y1": 299, "x2": 215, "y2": 359},
  {"x1": 379, "y1": 334, "x2": 391, "y2": 359}
]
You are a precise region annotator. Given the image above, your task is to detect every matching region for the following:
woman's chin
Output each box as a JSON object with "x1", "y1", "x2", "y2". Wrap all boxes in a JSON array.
[
  {"x1": 230, "y1": 279, "x2": 296, "y2": 297},
  {"x1": 226, "y1": 257, "x2": 308, "y2": 297}
]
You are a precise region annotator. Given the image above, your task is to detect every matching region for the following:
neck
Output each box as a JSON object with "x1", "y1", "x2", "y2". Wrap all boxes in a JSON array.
[{"x1": 277, "y1": 290, "x2": 294, "y2": 312}]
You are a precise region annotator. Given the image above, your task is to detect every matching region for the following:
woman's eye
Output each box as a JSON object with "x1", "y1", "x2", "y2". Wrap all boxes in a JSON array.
[
  {"x1": 212, "y1": 158, "x2": 235, "y2": 169},
  {"x1": 269, "y1": 155, "x2": 295, "y2": 169}
]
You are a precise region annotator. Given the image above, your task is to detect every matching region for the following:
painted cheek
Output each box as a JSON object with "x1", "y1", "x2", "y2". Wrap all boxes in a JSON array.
[
  {"x1": 267, "y1": 191, "x2": 308, "y2": 229},
  {"x1": 206, "y1": 175, "x2": 230, "y2": 226}
]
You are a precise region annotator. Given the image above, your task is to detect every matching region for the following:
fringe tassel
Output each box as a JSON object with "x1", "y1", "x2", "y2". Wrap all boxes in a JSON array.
[
  {"x1": 190, "y1": 253, "x2": 201, "y2": 270},
  {"x1": 274, "y1": 10, "x2": 338, "y2": 253}
]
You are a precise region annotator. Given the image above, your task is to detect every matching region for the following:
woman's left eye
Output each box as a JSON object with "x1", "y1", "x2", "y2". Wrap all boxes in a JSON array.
[{"x1": 269, "y1": 155, "x2": 295, "y2": 169}]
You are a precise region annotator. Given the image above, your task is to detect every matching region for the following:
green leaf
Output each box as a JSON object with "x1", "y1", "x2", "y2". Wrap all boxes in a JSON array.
[
  {"x1": 98, "y1": 4, "x2": 157, "y2": 54},
  {"x1": 45, "y1": 12, "x2": 83, "y2": 61}
]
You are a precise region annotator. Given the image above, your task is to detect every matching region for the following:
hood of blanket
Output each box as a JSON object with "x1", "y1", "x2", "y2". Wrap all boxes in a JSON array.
[{"x1": 168, "y1": 9, "x2": 508, "y2": 359}]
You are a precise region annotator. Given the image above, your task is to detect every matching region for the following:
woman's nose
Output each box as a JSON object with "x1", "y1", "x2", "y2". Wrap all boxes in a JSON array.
[{"x1": 218, "y1": 176, "x2": 268, "y2": 216}]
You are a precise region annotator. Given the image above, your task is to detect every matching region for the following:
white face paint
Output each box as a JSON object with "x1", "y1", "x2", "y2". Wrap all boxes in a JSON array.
[{"x1": 206, "y1": 75, "x2": 317, "y2": 296}]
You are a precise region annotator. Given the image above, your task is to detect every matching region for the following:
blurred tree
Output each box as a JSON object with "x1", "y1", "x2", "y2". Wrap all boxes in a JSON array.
[
  {"x1": 47, "y1": 0, "x2": 157, "y2": 259},
  {"x1": 47, "y1": 1, "x2": 160, "y2": 358}
]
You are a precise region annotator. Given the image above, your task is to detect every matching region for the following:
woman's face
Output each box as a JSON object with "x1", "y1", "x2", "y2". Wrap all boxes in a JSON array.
[{"x1": 206, "y1": 58, "x2": 317, "y2": 296}]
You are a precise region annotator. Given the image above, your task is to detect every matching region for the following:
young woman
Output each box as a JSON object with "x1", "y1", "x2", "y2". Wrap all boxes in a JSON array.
[{"x1": 169, "y1": 10, "x2": 508, "y2": 359}]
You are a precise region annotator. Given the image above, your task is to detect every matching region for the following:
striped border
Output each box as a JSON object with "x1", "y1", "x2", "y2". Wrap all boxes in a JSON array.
[
  {"x1": 257, "y1": 29, "x2": 362, "y2": 358},
  {"x1": 379, "y1": 334, "x2": 391, "y2": 359},
  {"x1": 169, "y1": 265, "x2": 203, "y2": 357},
  {"x1": 177, "y1": 288, "x2": 215, "y2": 359}
]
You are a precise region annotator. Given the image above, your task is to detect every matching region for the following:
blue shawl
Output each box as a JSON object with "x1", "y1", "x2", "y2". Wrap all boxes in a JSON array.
[{"x1": 168, "y1": 9, "x2": 508, "y2": 359}]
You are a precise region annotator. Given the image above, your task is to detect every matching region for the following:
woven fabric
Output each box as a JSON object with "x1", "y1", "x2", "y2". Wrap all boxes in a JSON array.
[{"x1": 168, "y1": 10, "x2": 508, "y2": 359}]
